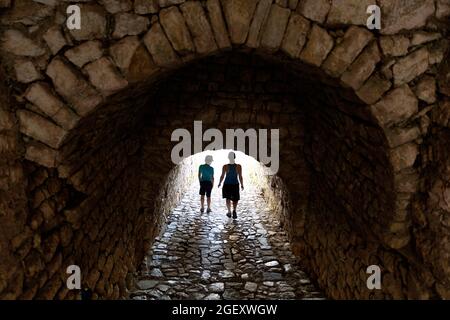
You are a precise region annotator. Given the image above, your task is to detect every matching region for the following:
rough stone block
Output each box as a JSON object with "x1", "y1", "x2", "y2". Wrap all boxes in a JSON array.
[
  {"x1": 25, "y1": 82, "x2": 80, "y2": 130},
  {"x1": 134, "y1": 0, "x2": 159, "y2": 14},
  {"x1": 109, "y1": 36, "x2": 141, "y2": 71},
  {"x1": 84, "y1": 57, "x2": 129, "y2": 96},
  {"x1": 221, "y1": 0, "x2": 258, "y2": 45},
  {"x1": 379, "y1": 0, "x2": 435, "y2": 35},
  {"x1": 299, "y1": 25, "x2": 334, "y2": 67},
  {"x1": 341, "y1": 42, "x2": 380, "y2": 90},
  {"x1": 99, "y1": 0, "x2": 132, "y2": 13},
  {"x1": 385, "y1": 126, "x2": 421, "y2": 148},
  {"x1": 18, "y1": 110, "x2": 67, "y2": 149},
  {"x1": 46, "y1": 58, "x2": 102, "y2": 116},
  {"x1": 379, "y1": 36, "x2": 410, "y2": 57},
  {"x1": 281, "y1": 13, "x2": 310, "y2": 58},
  {"x1": 69, "y1": 4, "x2": 107, "y2": 41},
  {"x1": 390, "y1": 143, "x2": 418, "y2": 172},
  {"x1": 370, "y1": 84, "x2": 418, "y2": 127},
  {"x1": 260, "y1": 5, "x2": 291, "y2": 52},
  {"x1": 180, "y1": 1, "x2": 218, "y2": 55},
  {"x1": 64, "y1": 41, "x2": 104, "y2": 68},
  {"x1": 43, "y1": 26, "x2": 67, "y2": 55},
  {"x1": 160, "y1": 6, "x2": 194, "y2": 54},
  {"x1": 14, "y1": 59, "x2": 41, "y2": 83},
  {"x1": 326, "y1": 0, "x2": 373, "y2": 26},
  {"x1": 246, "y1": 0, "x2": 272, "y2": 48},
  {"x1": 126, "y1": 45, "x2": 160, "y2": 83},
  {"x1": 437, "y1": 0, "x2": 450, "y2": 19},
  {"x1": 206, "y1": 0, "x2": 231, "y2": 49},
  {"x1": 415, "y1": 76, "x2": 436, "y2": 104},
  {"x1": 411, "y1": 32, "x2": 441, "y2": 46},
  {"x1": 112, "y1": 13, "x2": 150, "y2": 39},
  {"x1": 25, "y1": 141, "x2": 58, "y2": 168},
  {"x1": 356, "y1": 74, "x2": 391, "y2": 105},
  {"x1": 297, "y1": 0, "x2": 330, "y2": 23},
  {"x1": 393, "y1": 48, "x2": 429, "y2": 86},
  {"x1": 323, "y1": 26, "x2": 373, "y2": 77},
  {"x1": 143, "y1": 22, "x2": 180, "y2": 67},
  {"x1": 159, "y1": 0, "x2": 185, "y2": 7},
  {"x1": 1, "y1": 29, "x2": 45, "y2": 57}
]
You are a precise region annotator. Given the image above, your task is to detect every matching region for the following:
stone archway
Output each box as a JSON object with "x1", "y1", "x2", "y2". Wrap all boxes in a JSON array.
[{"x1": 0, "y1": 0, "x2": 449, "y2": 299}]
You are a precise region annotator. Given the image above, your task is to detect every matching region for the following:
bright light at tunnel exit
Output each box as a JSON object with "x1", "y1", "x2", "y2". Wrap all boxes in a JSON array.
[{"x1": 187, "y1": 150, "x2": 268, "y2": 186}]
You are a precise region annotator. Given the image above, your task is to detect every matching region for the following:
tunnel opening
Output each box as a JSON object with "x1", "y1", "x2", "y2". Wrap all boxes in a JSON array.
[
  {"x1": 130, "y1": 150, "x2": 326, "y2": 300},
  {"x1": 30, "y1": 51, "x2": 402, "y2": 300},
  {"x1": 0, "y1": 0, "x2": 448, "y2": 301}
]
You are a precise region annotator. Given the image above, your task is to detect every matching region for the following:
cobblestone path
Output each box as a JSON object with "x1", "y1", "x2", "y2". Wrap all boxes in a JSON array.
[{"x1": 129, "y1": 185, "x2": 325, "y2": 300}]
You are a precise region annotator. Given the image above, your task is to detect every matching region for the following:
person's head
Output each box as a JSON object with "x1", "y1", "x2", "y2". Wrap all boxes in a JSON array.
[
  {"x1": 205, "y1": 155, "x2": 213, "y2": 165},
  {"x1": 228, "y1": 151, "x2": 236, "y2": 162}
]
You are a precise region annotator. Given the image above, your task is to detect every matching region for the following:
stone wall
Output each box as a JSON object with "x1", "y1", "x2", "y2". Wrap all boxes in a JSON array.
[{"x1": 0, "y1": 0, "x2": 449, "y2": 300}]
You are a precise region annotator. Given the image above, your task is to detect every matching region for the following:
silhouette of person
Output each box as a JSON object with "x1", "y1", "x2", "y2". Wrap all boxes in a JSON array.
[
  {"x1": 218, "y1": 151, "x2": 244, "y2": 219},
  {"x1": 199, "y1": 155, "x2": 214, "y2": 213}
]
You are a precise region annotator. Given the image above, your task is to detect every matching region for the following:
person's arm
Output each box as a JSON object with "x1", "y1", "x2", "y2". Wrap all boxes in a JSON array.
[
  {"x1": 237, "y1": 165, "x2": 244, "y2": 190},
  {"x1": 218, "y1": 165, "x2": 226, "y2": 187},
  {"x1": 198, "y1": 166, "x2": 202, "y2": 183},
  {"x1": 211, "y1": 168, "x2": 214, "y2": 187}
]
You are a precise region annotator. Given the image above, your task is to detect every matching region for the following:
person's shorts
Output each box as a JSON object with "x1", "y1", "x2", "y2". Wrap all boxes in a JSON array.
[
  {"x1": 222, "y1": 184, "x2": 240, "y2": 201},
  {"x1": 199, "y1": 181, "x2": 213, "y2": 197}
]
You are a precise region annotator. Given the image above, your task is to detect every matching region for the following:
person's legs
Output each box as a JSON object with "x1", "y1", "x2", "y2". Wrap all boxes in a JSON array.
[
  {"x1": 226, "y1": 199, "x2": 231, "y2": 212},
  {"x1": 232, "y1": 201, "x2": 238, "y2": 219},
  {"x1": 200, "y1": 195, "x2": 205, "y2": 212},
  {"x1": 207, "y1": 196, "x2": 211, "y2": 210}
]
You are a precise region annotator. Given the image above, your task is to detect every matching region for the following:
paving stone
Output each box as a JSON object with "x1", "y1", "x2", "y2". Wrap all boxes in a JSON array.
[
  {"x1": 208, "y1": 282, "x2": 225, "y2": 293},
  {"x1": 244, "y1": 282, "x2": 258, "y2": 292},
  {"x1": 129, "y1": 185, "x2": 324, "y2": 300},
  {"x1": 137, "y1": 280, "x2": 158, "y2": 290}
]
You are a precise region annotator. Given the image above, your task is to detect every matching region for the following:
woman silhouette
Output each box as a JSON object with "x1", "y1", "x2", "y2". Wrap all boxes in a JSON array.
[{"x1": 218, "y1": 151, "x2": 244, "y2": 219}]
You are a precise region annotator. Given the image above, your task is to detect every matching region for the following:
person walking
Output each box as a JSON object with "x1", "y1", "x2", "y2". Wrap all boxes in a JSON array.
[
  {"x1": 198, "y1": 155, "x2": 214, "y2": 213},
  {"x1": 218, "y1": 151, "x2": 244, "y2": 219}
]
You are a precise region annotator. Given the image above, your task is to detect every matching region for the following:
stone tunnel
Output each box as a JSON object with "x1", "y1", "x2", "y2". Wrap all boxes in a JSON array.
[{"x1": 0, "y1": 0, "x2": 449, "y2": 300}]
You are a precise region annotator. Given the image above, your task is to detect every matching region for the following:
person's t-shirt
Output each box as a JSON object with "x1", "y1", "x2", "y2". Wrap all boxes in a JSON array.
[{"x1": 199, "y1": 164, "x2": 214, "y2": 182}]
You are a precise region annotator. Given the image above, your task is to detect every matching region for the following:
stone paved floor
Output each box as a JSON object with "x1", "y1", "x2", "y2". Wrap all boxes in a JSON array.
[{"x1": 129, "y1": 184, "x2": 325, "y2": 300}]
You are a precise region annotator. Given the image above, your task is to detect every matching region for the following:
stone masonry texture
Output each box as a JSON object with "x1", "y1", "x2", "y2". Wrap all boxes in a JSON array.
[{"x1": 0, "y1": 0, "x2": 449, "y2": 300}]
